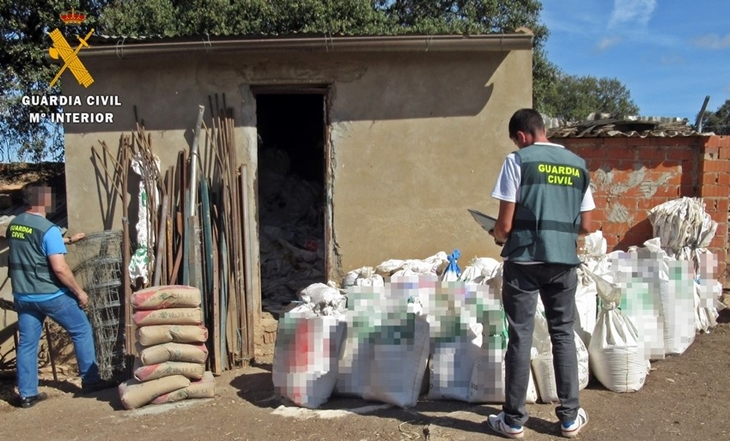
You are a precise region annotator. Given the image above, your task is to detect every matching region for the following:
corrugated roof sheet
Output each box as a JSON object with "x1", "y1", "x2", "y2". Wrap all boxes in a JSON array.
[{"x1": 547, "y1": 117, "x2": 706, "y2": 138}]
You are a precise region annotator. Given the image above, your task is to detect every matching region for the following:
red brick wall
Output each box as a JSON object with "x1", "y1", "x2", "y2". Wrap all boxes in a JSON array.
[{"x1": 553, "y1": 135, "x2": 730, "y2": 281}]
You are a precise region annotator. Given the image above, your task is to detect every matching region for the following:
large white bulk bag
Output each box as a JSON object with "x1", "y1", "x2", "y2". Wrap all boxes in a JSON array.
[
  {"x1": 363, "y1": 312, "x2": 430, "y2": 408},
  {"x1": 272, "y1": 305, "x2": 346, "y2": 408},
  {"x1": 427, "y1": 282, "x2": 508, "y2": 403},
  {"x1": 343, "y1": 278, "x2": 432, "y2": 408},
  {"x1": 427, "y1": 321, "x2": 483, "y2": 401},
  {"x1": 334, "y1": 310, "x2": 372, "y2": 397}
]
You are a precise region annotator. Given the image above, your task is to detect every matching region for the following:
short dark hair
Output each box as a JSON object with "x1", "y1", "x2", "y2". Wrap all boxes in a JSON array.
[
  {"x1": 21, "y1": 182, "x2": 52, "y2": 206},
  {"x1": 508, "y1": 108, "x2": 546, "y2": 139}
]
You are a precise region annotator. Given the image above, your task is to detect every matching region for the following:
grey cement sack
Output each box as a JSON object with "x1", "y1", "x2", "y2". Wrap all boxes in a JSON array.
[
  {"x1": 136, "y1": 325, "x2": 208, "y2": 346},
  {"x1": 131, "y1": 285, "x2": 201, "y2": 310},
  {"x1": 150, "y1": 371, "x2": 216, "y2": 404},
  {"x1": 119, "y1": 375, "x2": 190, "y2": 410},
  {"x1": 133, "y1": 307, "x2": 203, "y2": 327},
  {"x1": 137, "y1": 342, "x2": 209, "y2": 365}
]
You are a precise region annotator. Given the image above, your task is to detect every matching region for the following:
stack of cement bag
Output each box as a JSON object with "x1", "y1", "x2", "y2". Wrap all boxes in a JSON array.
[{"x1": 118, "y1": 285, "x2": 215, "y2": 409}]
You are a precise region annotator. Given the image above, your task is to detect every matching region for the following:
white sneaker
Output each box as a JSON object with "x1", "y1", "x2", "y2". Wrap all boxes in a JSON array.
[
  {"x1": 561, "y1": 408, "x2": 588, "y2": 438},
  {"x1": 487, "y1": 412, "x2": 525, "y2": 439}
]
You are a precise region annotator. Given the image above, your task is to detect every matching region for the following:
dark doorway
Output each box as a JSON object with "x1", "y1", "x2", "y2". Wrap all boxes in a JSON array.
[{"x1": 255, "y1": 92, "x2": 327, "y2": 314}]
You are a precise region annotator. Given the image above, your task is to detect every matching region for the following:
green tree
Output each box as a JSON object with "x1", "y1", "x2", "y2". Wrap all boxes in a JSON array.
[
  {"x1": 2, "y1": 0, "x2": 637, "y2": 161},
  {"x1": 97, "y1": 0, "x2": 392, "y2": 36},
  {"x1": 699, "y1": 99, "x2": 730, "y2": 135},
  {"x1": 99, "y1": 0, "x2": 558, "y2": 110},
  {"x1": 0, "y1": 0, "x2": 103, "y2": 162},
  {"x1": 542, "y1": 73, "x2": 639, "y2": 122}
]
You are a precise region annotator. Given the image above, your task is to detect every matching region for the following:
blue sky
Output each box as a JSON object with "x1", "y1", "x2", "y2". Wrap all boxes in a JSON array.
[{"x1": 540, "y1": 0, "x2": 730, "y2": 122}]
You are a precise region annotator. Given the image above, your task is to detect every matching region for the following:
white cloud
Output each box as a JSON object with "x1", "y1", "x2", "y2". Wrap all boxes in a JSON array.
[
  {"x1": 659, "y1": 54, "x2": 685, "y2": 66},
  {"x1": 608, "y1": 0, "x2": 657, "y2": 29},
  {"x1": 596, "y1": 37, "x2": 622, "y2": 51},
  {"x1": 693, "y1": 33, "x2": 730, "y2": 50}
]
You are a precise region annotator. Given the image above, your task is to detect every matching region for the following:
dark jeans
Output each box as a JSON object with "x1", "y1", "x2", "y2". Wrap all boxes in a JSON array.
[{"x1": 501, "y1": 261, "x2": 580, "y2": 426}]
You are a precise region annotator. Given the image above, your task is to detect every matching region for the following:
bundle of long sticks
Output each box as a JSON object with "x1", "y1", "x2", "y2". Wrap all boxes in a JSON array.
[{"x1": 92, "y1": 99, "x2": 254, "y2": 375}]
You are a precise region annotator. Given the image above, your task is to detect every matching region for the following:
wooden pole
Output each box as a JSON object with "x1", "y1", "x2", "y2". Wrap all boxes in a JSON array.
[
  {"x1": 153, "y1": 195, "x2": 169, "y2": 286},
  {"x1": 240, "y1": 164, "x2": 255, "y2": 362},
  {"x1": 121, "y1": 138, "x2": 134, "y2": 358}
]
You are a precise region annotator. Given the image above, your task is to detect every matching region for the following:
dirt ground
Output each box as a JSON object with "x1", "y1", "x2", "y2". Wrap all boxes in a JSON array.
[{"x1": 1, "y1": 308, "x2": 729, "y2": 441}]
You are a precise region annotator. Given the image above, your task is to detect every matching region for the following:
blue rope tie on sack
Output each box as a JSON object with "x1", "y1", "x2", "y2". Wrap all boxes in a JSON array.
[{"x1": 447, "y1": 249, "x2": 462, "y2": 278}]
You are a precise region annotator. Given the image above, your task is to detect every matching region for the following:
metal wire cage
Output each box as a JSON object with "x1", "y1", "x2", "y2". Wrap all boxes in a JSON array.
[{"x1": 72, "y1": 230, "x2": 125, "y2": 380}]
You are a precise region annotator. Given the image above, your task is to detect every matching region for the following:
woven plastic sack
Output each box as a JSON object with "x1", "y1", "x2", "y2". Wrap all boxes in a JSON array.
[
  {"x1": 272, "y1": 305, "x2": 346, "y2": 408},
  {"x1": 586, "y1": 268, "x2": 648, "y2": 393}
]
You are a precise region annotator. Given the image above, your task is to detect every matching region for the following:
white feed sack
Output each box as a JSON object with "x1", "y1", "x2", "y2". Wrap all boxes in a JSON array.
[
  {"x1": 623, "y1": 240, "x2": 697, "y2": 357},
  {"x1": 574, "y1": 266, "x2": 598, "y2": 347},
  {"x1": 337, "y1": 276, "x2": 434, "y2": 399},
  {"x1": 363, "y1": 312, "x2": 430, "y2": 408},
  {"x1": 647, "y1": 198, "x2": 723, "y2": 335},
  {"x1": 426, "y1": 283, "x2": 503, "y2": 402},
  {"x1": 341, "y1": 266, "x2": 384, "y2": 289},
  {"x1": 458, "y1": 257, "x2": 503, "y2": 297},
  {"x1": 585, "y1": 268, "x2": 648, "y2": 393},
  {"x1": 530, "y1": 309, "x2": 590, "y2": 404},
  {"x1": 297, "y1": 282, "x2": 347, "y2": 316},
  {"x1": 334, "y1": 309, "x2": 373, "y2": 398},
  {"x1": 351, "y1": 276, "x2": 432, "y2": 408},
  {"x1": 374, "y1": 251, "x2": 449, "y2": 280},
  {"x1": 272, "y1": 305, "x2": 346, "y2": 409},
  {"x1": 648, "y1": 197, "x2": 717, "y2": 253},
  {"x1": 694, "y1": 250, "x2": 725, "y2": 332},
  {"x1": 574, "y1": 231, "x2": 611, "y2": 347}
]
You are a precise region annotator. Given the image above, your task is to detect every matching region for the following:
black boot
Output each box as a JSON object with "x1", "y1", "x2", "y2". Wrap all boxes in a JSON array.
[
  {"x1": 81, "y1": 379, "x2": 118, "y2": 395},
  {"x1": 20, "y1": 392, "x2": 48, "y2": 408}
]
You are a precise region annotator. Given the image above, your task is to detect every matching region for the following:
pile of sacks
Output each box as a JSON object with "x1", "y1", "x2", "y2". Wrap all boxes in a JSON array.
[
  {"x1": 574, "y1": 199, "x2": 724, "y2": 393},
  {"x1": 272, "y1": 197, "x2": 725, "y2": 408},
  {"x1": 118, "y1": 285, "x2": 215, "y2": 409},
  {"x1": 273, "y1": 252, "x2": 588, "y2": 408}
]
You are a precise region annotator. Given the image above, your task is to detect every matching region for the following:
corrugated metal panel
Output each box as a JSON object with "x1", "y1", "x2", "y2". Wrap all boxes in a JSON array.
[{"x1": 546, "y1": 117, "x2": 705, "y2": 139}]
